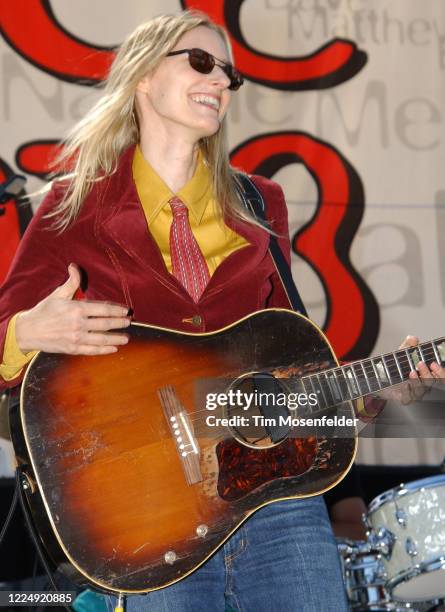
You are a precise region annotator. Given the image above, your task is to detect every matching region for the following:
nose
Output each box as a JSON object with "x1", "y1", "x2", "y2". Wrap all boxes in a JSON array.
[{"x1": 210, "y1": 65, "x2": 231, "y2": 90}]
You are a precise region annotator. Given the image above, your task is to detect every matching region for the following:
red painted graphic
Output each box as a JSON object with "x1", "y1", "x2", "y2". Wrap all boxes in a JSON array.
[
  {"x1": 1, "y1": 0, "x2": 367, "y2": 89},
  {"x1": 182, "y1": 0, "x2": 367, "y2": 89},
  {"x1": 0, "y1": 160, "x2": 33, "y2": 284},
  {"x1": 16, "y1": 140, "x2": 63, "y2": 180},
  {"x1": 231, "y1": 133, "x2": 379, "y2": 360},
  {"x1": 0, "y1": 0, "x2": 113, "y2": 84}
]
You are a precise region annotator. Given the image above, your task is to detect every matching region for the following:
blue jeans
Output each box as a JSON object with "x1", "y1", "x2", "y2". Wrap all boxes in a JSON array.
[{"x1": 106, "y1": 497, "x2": 348, "y2": 612}]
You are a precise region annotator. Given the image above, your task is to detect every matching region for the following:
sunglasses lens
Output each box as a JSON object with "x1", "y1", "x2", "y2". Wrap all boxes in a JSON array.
[
  {"x1": 225, "y1": 67, "x2": 243, "y2": 91},
  {"x1": 188, "y1": 48, "x2": 214, "y2": 74},
  {"x1": 187, "y1": 48, "x2": 243, "y2": 90}
]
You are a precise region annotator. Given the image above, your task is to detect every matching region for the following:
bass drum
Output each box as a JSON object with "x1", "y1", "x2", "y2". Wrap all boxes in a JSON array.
[{"x1": 366, "y1": 475, "x2": 445, "y2": 603}]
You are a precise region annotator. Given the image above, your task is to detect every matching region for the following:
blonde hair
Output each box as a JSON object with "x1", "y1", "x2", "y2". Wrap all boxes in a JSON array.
[{"x1": 48, "y1": 10, "x2": 258, "y2": 230}]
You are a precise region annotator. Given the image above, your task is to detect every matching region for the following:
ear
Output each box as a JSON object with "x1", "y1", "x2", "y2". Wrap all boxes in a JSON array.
[{"x1": 136, "y1": 75, "x2": 150, "y2": 94}]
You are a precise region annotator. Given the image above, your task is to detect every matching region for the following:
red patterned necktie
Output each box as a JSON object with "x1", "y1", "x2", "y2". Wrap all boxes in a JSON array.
[{"x1": 169, "y1": 196, "x2": 210, "y2": 302}]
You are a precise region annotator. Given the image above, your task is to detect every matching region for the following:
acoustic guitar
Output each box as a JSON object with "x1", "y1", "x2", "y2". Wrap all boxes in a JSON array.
[{"x1": 11, "y1": 308, "x2": 445, "y2": 594}]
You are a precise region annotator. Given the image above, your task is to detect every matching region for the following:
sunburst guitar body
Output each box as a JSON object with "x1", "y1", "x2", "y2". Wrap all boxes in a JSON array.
[{"x1": 12, "y1": 309, "x2": 368, "y2": 593}]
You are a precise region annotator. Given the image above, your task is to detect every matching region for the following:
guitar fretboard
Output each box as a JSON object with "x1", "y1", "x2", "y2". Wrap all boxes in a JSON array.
[{"x1": 298, "y1": 337, "x2": 445, "y2": 411}]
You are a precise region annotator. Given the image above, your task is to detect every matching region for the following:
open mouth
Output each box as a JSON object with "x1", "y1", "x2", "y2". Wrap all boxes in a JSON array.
[{"x1": 190, "y1": 94, "x2": 220, "y2": 111}]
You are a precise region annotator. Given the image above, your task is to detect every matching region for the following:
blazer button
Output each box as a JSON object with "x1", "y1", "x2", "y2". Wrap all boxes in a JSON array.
[{"x1": 191, "y1": 315, "x2": 202, "y2": 327}]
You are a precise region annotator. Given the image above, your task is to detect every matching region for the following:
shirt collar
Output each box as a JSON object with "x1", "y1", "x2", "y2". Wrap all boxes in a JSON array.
[{"x1": 132, "y1": 145, "x2": 212, "y2": 225}]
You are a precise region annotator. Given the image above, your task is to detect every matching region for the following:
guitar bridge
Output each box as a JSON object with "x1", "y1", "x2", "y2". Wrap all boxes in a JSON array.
[{"x1": 158, "y1": 385, "x2": 202, "y2": 486}]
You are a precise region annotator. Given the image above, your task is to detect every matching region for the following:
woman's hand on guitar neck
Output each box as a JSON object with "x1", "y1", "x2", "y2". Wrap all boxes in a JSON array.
[
  {"x1": 393, "y1": 335, "x2": 445, "y2": 405},
  {"x1": 15, "y1": 264, "x2": 131, "y2": 355}
]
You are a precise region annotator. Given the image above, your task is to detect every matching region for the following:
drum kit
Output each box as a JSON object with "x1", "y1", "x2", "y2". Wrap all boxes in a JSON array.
[{"x1": 338, "y1": 475, "x2": 445, "y2": 611}]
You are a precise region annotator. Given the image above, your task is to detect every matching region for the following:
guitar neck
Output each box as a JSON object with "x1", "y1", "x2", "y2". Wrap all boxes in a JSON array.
[{"x1": 299, "y1": 337, "x2": 445, "y2": 410}]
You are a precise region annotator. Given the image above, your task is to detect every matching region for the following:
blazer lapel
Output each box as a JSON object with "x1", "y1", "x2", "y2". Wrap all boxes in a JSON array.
[
  {"x1": 203, "y1": 212, "x2": 270, "y2": 297},
  {"x1": 94, "y1": 146, "x2": 270, "y2": 300},
  {"x1": 96, "y1": 147, "x2": 185, "y2": 295}
]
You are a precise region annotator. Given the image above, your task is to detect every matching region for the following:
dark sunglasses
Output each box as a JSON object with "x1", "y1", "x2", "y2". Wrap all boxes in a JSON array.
[{"x1": 166, "y1": 48, "x2": 244, "y2": 91}]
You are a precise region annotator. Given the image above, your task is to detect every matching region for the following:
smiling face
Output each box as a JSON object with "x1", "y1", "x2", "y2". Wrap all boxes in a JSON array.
[{"x1": 135, "y1": 26, "x2": 233, "y2": 144}]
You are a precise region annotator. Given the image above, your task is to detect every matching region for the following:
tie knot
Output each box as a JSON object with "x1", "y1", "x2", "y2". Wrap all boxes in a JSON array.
[{"x1": 169, "y1": 197, "x2": 188, "y2": 218}]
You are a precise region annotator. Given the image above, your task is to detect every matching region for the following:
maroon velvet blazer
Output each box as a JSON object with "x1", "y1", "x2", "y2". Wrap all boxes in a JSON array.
[{"x1": 0, "y1": 146, "x2": 293, "y2": 390}]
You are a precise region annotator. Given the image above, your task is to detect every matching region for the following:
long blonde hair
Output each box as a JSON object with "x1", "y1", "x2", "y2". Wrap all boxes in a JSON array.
[{"x1": 48, "y1": 10, "x2": 257, "y2": 230}]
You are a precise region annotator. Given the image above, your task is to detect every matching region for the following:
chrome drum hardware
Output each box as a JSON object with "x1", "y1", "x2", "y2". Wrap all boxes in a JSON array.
[
  {"x1": 337, "y1": 539, "x2": 443, "y2": 611},
  {"x1": 365, "y1": 476, "x2": 445, "y2": 603}
]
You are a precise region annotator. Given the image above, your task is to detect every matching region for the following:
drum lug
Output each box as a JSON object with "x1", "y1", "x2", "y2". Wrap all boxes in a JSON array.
[
  {"x1": 372, "y1": 527, "x2": 396, "y2": 560},
  {"x1": 396, "y1": 483, "x2": 408, "y2": 495},
  {"x1": 395, "y1": 508, "x2": 407, "y2": 528},
  {"x1": 405, "y1": 537, "x2": 417, "y2": 558},
  {"x1": 362, "y1": 512, "x2": 371, "y2": 529}
]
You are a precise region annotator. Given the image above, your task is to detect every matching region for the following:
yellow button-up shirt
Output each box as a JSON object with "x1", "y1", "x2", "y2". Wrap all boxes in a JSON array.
[{"x1": 133, "y1": 145, "x2": 247, "y2": 275}]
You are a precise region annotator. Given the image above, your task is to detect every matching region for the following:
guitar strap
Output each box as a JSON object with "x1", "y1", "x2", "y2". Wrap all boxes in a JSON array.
[{"x1": 235, "y1": 174, "x2": 309, "y2": 317}]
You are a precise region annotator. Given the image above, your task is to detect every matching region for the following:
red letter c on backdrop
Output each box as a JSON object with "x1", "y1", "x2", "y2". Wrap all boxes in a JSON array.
[
  {"x1": 0, "y1": 0, "x2": 113, "y2": 83},
  {"x1": 182, "y1": 0, "x2": 367, "y2": 89}
]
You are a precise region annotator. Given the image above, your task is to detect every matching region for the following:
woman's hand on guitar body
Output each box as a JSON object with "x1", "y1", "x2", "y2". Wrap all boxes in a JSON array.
[{"x1": 15, "y1": 264, "x2": 131, "y2": 355}]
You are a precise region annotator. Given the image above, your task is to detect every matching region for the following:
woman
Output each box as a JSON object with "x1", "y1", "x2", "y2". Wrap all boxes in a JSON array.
[{"x1": 0, "y1": 10, "x2": 442, "y2": 612}]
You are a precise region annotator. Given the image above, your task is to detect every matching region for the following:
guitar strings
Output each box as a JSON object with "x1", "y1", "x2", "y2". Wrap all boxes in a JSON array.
[{"x1": 179, "y1": 340, "x2": 442, "y2": 429}]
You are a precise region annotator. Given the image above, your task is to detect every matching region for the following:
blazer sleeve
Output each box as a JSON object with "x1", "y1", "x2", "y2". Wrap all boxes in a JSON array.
[{"x1": 0, "y1": 185, "x2": 70, "y2": 390}]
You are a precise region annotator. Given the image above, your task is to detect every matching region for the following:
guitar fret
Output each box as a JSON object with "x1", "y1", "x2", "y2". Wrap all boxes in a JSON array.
[
  {"x1": 370, "y1": 359, "x2": 383, "y2": 389},
  {"x1": 373, "y1": 358, "x2": 389, "y2": 387},
  {"x1": 381, "y1": 355, "x2": 393, "y2": 385},
  {"x1": 315, "y1": 373, "x2": 329, "y2": 408},
  {"x1": 351, "y1": 365, "x2": 362, "y2": 396},
  {"x1": 352, "y1": 362, "x2": 368, "y2": 396},
  {"x1": 301, "y1": 377, "x2": 310, "y2": 396},
  {"x1": 395, "y1": 349, "x2": 411, "y2": 379},
  {"x1": 436, "y1": 340, "x2": 445, "y2": 364},
  {"x1": 418, "y1": 344, "x2": 426, "y2": 364},
  {"x1": 304, "y1": 375, "x2": 325, "y2": 410},
  {"x1": 343, "y1": 366, "x2": 359, "y2": 398},
  {"x1": 393, "y1": 352, "x2": 404, "y2": 381},
  {"x1": 421, "y1": 342, "x2": 439, "y2": 366},
  {"x1": 322, "y1": 372, "x2": 336, "y2": 407},
  {"x1": 328, "y1": 371, "x2": 343, "y2": 402},
  {"x1": 383, "y1": 353, "x2": 403, "y2": 384},
  {"x1": 425, "y1": 342, "x2": 437, "y2": 361},
  {"x1": 335, "y1": 368, "x2": 353, "y2": 401},
  {"x1": 432, "y1": 342, "x2": 441, "y2": 364},
  {"x1": 360, "y1": 362, "x2": 372, "y2": 393},
  {"x1": 363, "y1": 359, "x2": 379, "y2": 391},
  {"x1": 405, "y1": 348, "x2": 415, "y2": 372},
  {"x1": 425, "y1": 344, "x2": 436, "y2": 366}
]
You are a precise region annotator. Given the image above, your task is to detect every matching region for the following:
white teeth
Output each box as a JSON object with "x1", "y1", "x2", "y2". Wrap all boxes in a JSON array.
[{"x1": 190, "y1": 94, "x2": 220, "y2": 110}]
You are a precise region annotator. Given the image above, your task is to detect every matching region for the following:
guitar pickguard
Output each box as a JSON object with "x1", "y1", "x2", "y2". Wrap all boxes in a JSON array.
[{"x1": 216, "y1": 436, "x2": 317, "y2": 501}]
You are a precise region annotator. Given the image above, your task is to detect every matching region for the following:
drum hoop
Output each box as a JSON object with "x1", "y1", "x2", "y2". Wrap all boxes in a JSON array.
[
  {"x1": 368, "y1": 475, "x2": 445, "y2": 515},
  {"x1": 386, "y1": 557, "x2": 445, "y2": 602}
]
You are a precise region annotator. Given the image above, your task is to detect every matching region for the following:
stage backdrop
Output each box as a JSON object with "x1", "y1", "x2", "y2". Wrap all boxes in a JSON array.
[{"x1": 0, "y1": 0, "x2": 444, "y2": 474}]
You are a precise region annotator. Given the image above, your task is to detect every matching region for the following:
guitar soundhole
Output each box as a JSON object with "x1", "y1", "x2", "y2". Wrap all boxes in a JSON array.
[{"x1": 225, "y1": 373, "x2": 292, "y2": 449}]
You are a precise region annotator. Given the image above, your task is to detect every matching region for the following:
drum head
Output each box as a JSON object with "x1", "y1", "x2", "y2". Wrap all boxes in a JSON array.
[{"x1": 391, "y1": 564, "x2": 445, "y2": 602}]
